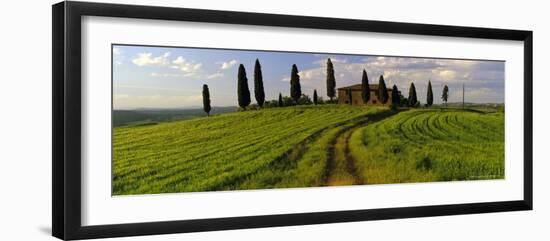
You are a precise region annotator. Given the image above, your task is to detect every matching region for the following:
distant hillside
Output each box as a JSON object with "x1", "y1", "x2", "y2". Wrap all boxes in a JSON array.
[
  {"x1": 431, "y1": 102, "x2": 504, "y2": 112},
  {"x1": 435, "y1": 102, "x2": 504, "y2": 108},
  {"x1": 113, "y1": 106, "x2": 237, "y2": 127}
]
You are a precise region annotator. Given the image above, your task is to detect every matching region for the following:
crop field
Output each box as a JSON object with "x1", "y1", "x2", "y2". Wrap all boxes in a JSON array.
[
  {"x1": 349, "y1": 109, "x2": 504, "y2": 184},
  {"x1": 113, "y1": 105, "x2": 388, "y2": 195},
  {"x1": 113, "y1": 106, "x2": 504, "y2": 195}
]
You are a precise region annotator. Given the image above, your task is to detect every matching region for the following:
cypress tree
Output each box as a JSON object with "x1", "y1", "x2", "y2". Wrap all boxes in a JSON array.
[
  {"x1": 290, "y1": 64, "x2": 301, "y2": 104},
  {"x1": 442, "y1": 85, "x2": 449, "y2": 107},
  {"x1": 361, "y1": 69, "x2": 370, "y2": 104},
  {"x1": 326, "y1": 58, "x2": 336, "y2": 101},
  {"x1": 391, "y1": 84, "x2": 399, "y2": 109},
  {"x1": 313, "y1": 89, "x2": 318, "y2": 105},
  {"x1": 426, "y1": 80, "x2": 433, "y2": 106},
  {"x1": 254, "y1": 59, "x2": 265, "y2": 107},
  {"x1": 237, "y1": 64, "x2": 251, "y2": 109},
  {"x1": 278, "y1": 93, "x2": 283, "y2": 107},
  {"x1": 408, "y1": 82, "x2": 418, "y2": 107},
  {"x1": 378, "y1": 75, "x2": 389, "y2": 104},
  {"x1": 202, "y1": 84, "x2": 211, "y2": 116}
]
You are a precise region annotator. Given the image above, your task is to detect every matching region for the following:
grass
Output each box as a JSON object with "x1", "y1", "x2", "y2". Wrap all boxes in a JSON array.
[
  {"x1": 325, "y1": 129, "x2": 359, "y2": 186},
  {"x1": 113, "y1": 105, "x2": 504, "y2": 195},
  {"x1": 227, "y1": 120, "x2": 364, "y2": 190},
  {"x1": 113, "y1": 105, "x2": 388, "y2": 195},
  {"x1": 348, "y1": 108, "x2": 505, "y2": 184}
]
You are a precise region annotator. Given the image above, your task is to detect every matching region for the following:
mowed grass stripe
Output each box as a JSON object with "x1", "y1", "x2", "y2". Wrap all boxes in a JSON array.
[
  {"x1": 117, "y1": 108, "x2": 352, "y2": 192},
  {"x1": 227, "y1": 108, "x2": 388, "y2": 190},
  {"x1": 113, "y1": 105, "x2": 386, "y2": 195},
  {"x1": 114, "y1": 110, "x2": 329, "y2": 170},
  {"x1": 349, "y1": 109, "x2": 504, "y2": 184}
]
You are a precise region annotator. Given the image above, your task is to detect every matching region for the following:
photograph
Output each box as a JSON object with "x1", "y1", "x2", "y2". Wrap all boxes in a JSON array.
[
  {"x1": 42, "y1": 1, "x2": 539, "y2": 240},
  {"x1": 111, "y1": 44, "x2": 505, "y2": 196}
]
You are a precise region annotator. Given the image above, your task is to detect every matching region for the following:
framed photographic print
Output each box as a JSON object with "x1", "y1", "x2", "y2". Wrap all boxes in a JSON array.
[{"x1": 52, "y1": 1, "x2": 533, "y2": 240}]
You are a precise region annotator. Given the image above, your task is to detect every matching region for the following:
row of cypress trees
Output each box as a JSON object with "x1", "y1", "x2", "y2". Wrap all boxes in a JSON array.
[
  {"x1": 333, "y1": 58, "x2": 393, "y2": 106},
  {"x1": 234, "y1": 59, "x2": 269, "y2": 109},
  {"x1": 201, "y1": 59, "x2": 264, "y2": 116},
  {"x1": 407, "y1": 81, "x2": 448, "y2": 107},
  {"x1": 349, "y1": 67, "x2": 400, "y2": 107},
  {"x1": 351, "y1": 68, "x2": 443, "y2": 109},
  {"x1": 238, "y1": 60, "x2": 307, "y2": 109},
  {"x1": 405, "y1": 81, "x2": 449, "y2": 107},
  {"x1": 325, "y1": 58, "x2": 443, "y2": 108},
  {"x1": 202, "y1": 58, "x2": 452, "y2": 115},
  {"x1": 327, "y1": 58, "x2": 449, "y2": 108}
]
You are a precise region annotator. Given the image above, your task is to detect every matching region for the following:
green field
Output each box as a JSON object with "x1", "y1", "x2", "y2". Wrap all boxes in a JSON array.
[
  {"x1": 113, "y1": 105, "x2": 504, "y2": 195},
  {"x1": 349, "y1": 109, "x2": 504, "y2": 184}
]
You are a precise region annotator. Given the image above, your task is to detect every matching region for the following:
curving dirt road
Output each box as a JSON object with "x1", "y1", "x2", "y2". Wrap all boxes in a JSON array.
[{"x1": 325, "y1": 110, "x2": 399, "y2": 186}]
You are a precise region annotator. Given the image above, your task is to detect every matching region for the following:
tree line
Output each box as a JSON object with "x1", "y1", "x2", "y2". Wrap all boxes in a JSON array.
[{"x1": 202, "y1": 58, "x2": 451, "y2": 115}]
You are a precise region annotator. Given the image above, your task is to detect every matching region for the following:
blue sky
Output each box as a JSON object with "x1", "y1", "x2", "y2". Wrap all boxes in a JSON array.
[{"x1": 112, "y1": 44, "x2": 504, "y2": 109}]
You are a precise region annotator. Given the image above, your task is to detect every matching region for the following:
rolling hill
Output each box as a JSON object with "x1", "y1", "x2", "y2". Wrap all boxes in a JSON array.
[
  {"x1": 113, "y1": 106, "x2": 238, "y2": 127},
  {"x1": 112, "y1": 105, "x2": 504, "y2": 195}
]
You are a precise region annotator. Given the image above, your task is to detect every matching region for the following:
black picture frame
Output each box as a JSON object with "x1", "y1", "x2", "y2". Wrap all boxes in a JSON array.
[{"x1": 52, "y1": 1, "x2": 533, "y2": 240}]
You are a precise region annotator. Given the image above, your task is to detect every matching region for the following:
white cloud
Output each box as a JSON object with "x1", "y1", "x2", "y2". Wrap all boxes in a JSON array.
[
  {"x1": 207, "y1": 72, "x2": 224, "y2": 79},
  {"x1": 149, "y1": 72, "x2": 184, "y2": 78},
  {"x1": 313, "y1": 57, "x2": 348, "y2": 65},
  {"x1": 279, "y1": 56, "x2": 503, "y2": 103},
  {"x1": 171, "y1": 56, "x2": 203, "y2": 76},
  {"x1": 220, "y1": 59, "x2": 238, "y2": 70},
  {"x1": 432, "y1": 69, "x2": 457, "y2": 80},
  {"x1": 280, "y1": 66, "x2": 325, "y2": 83},
  {"x1": 132, "y1": 52, "x2": 170, "y2": 66},
  {"x1": 143, "y1": 56, "x2": 223, "y2": 80}
]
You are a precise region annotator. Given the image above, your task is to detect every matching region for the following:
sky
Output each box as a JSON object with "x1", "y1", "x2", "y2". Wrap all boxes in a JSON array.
[{"x1": 112, "y1": 44, "x2": 505, "y2": 109}]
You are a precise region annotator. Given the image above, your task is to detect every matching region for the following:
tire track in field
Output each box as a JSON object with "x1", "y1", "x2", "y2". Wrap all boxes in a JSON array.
[
  {"x1": 325, "y1": 127, "x2": 362, "y2": 186},
  {"x1": 215, "y1": 112, "x2": 383, "y2": 190},
  {"x1": 324, "y1": 110, "x2": 399, "y2": 186}
]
